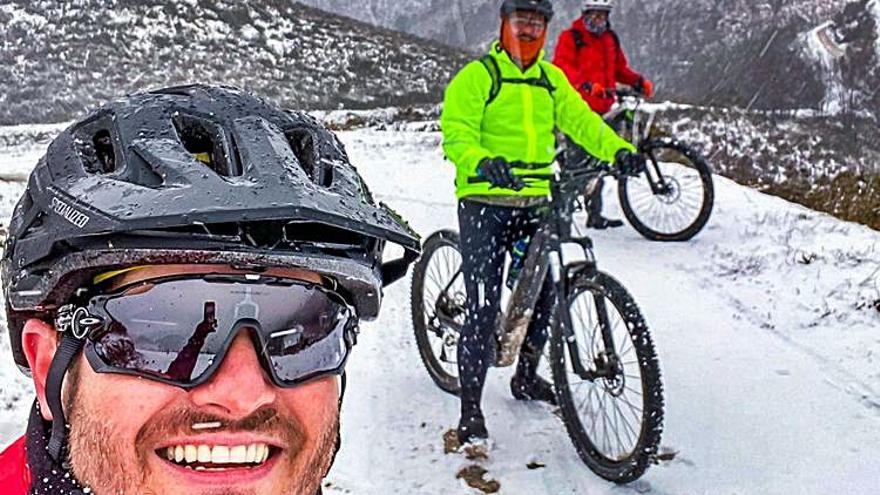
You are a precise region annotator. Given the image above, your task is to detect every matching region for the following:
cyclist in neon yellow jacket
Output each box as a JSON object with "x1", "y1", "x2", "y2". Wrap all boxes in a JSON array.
[{"x1": 440, "y1": 0, "x2": 646, "y2": 445}]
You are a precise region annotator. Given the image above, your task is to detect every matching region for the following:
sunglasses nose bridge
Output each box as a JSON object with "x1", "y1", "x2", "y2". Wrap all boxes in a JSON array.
[
  {"x1": 234, "y1": 319, "x2": 290, "y2": 382},
  {"x1": 229, "y1": 318, "x2": 263, "y2": 335},
  {"x1": 188, "y1": 326, "x2": 277, "y2": 415},
  {"x1": 226, "y1": 319, "x2": 271, "y2": 364}
]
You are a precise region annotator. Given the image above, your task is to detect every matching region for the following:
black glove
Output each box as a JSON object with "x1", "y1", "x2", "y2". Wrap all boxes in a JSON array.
[
  {"x1": 581, "y1": 81, "x2": 607, "y2": 98},
  {"x1": 615, "y1": 149, "x2": 647, "y2": 177},
  {"x1": 632, "y1": 77, "x2": 655, "y2": 98},
  {"x1": 477, "y1": 158, "x2": 526, "y2": 191}
]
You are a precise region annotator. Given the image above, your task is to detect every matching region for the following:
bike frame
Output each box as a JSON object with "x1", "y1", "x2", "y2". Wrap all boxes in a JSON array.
[
  {"x1": 491, "y1": 165, "x2": 623, "y2": 380},
  {"x1": 450, "y1": 93, "x2": 666, "y2": 373},
  {"x1": 599, "y1": 92, "x2": 673, "y2": 198},
  {"x1": 603, "y1": 89, "x2": 656, "y2": 148}
]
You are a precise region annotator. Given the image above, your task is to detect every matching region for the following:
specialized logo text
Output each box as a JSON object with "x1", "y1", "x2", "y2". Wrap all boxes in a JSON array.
[{"x1": 50, "y1": 197, "x2": 91, "y2": 228}]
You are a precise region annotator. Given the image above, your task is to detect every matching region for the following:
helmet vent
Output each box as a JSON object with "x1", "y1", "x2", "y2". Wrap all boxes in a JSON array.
[
  {"x1": 285, "y1": 128, "x2": 333, "y2": 187},
  {"x1": 172, "y1": 114, "x2": 241, "y2": 177},
  {"x1": 90, "y1": 130, "x2": 117, "y2": 174},
  {"x1": 155, "y1": 220, "x2": 367, "y2": 251},
  {"x1": 74, "y1": 115, "x2": 119, "y2": 175},
  {"x1": 283, "y1": 221, "x2": 367, "y2": 250}
]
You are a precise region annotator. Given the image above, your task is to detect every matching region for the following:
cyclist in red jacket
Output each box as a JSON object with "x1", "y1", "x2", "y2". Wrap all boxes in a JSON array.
[{"x1": 553, "y1": 0, "x2": 654, "y2": 228}]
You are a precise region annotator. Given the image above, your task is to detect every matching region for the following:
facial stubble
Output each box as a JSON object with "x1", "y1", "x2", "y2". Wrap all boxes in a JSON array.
[{"x1": 63, "y1": 365, "x2": 340, "y2": 495}]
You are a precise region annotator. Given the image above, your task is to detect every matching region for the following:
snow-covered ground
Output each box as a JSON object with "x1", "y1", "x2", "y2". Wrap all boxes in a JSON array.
[{"x1": 1, "y1": 127, "x2": 879, "y2": 494}]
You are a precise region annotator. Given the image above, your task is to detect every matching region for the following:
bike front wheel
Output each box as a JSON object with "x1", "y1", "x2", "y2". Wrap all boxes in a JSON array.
[
  {"x1": 618, "y1": 137, "x2": 714, "y2": 241},
  {"x1": 549, "y1": 270, "x2": 664, "y2": 483},
  {"x1": 410, "y1": 229, "x2": 464, "y2": 395}
]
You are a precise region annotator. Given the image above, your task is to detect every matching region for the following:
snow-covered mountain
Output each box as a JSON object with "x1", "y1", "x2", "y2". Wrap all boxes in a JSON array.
[
  {"x1": 298, "y1": 0, "x2": 880, "y2": 117},
  {"x1": 0, "y1": 0, "x2": 470, "y2": 125},
  {"x1": 3, "y1": 0, "x2": 875, "y2": 122}
]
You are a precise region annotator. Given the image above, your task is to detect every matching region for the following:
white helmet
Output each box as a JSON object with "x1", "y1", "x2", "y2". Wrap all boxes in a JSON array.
[{"x1": 583, "y1": 0, "x2": 613, "y2": 11}]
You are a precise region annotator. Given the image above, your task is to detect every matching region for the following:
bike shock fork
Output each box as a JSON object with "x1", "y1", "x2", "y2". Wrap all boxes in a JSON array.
[{"x1": 550, "y1": 252, "x2": 599, "y2": 381}]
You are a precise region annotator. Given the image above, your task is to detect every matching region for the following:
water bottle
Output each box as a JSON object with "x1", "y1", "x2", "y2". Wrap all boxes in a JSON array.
[{"x1": 506, "y1": 237, "x2": 530, "y2": 289}]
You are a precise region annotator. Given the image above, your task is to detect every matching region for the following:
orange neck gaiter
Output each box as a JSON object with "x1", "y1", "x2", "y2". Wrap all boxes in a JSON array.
[{"x1": 500, "y1": 19, "x2": 546, "y2": 69}]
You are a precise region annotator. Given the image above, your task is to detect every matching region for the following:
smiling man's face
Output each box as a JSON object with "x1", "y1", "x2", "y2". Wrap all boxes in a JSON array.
[{"x1": 41, "y1": 265, "x2": 341, "y2": 495}]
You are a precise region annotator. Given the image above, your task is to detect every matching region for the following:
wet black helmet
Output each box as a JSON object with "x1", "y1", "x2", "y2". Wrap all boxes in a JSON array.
[
  {"x1": 2, "y1": 84, "x2": 420, "y2": 371},
  {"x1": 500, "y1": 0, "x2": 555, "y2": 21}
]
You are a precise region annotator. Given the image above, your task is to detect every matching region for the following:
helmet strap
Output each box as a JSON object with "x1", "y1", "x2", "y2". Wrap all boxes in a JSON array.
[{"x1": 45, "y1": 332, "x2": 84, "y2": 463}]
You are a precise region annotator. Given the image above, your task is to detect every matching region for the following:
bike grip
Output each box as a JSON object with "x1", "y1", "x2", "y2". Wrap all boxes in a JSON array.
[{"x1": 466, "y1": 174, "x2": 553, "y2": 185}]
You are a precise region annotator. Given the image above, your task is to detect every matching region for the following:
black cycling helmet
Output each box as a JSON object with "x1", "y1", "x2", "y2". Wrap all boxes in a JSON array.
[
  {"x1": 2, "y1": 84, "x2": 421, "y2": 372},
  {"x1": 500, "y1": 0, "x2": 555, "y2": 21}
]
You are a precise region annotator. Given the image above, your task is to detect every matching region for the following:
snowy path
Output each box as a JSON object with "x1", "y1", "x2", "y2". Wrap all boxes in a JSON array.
[{"x1": 1, "y1": 128, "x2": 879, "y2": 494}]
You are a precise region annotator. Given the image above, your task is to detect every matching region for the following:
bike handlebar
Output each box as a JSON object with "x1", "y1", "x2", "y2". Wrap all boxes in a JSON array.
[
  {"x1": 466, "y1": 162, "x2": 615, "y2": 187},
  {"x1": 613, "y1": 88, "x2": 645, "y2": 99},
  {"x1": 582, "y1": 84, "x2": 647, "y2": 100},
  {"x1": 466, "y1": 166, "x2": 611, "y2": 242},
  {"x1": 466, "y1": 173, "x2": 553, "y2": 185}
]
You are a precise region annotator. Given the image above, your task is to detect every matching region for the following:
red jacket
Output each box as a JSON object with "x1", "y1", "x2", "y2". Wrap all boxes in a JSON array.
[
  {"x1": 0, "y1": 436, "x2": 31, "y2": 495},
  {"x1": 552, "y1": 19, "x2": 643, "y2": 114}
]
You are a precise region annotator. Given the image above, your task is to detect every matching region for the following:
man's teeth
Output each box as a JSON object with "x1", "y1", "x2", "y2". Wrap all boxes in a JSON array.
[{"x1": 164, "y1": 443, "x2": 271, "y2": 466}]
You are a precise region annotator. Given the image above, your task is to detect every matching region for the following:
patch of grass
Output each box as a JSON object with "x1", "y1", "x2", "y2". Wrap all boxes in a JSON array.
[{"x1": 768, "y1": 172, "x2": 880, "y2": 230}]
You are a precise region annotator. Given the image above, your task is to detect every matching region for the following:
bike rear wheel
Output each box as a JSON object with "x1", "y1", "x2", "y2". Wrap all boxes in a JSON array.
[
  {"x1": 618, "y1": 137, "x2": 713, "y2": 241},
  {"x1": 550, "y1": 270, "x2": 663, "y2": 483},
  {"x1": 410, "y1": 229, "x2": 464, "y2": 395}
]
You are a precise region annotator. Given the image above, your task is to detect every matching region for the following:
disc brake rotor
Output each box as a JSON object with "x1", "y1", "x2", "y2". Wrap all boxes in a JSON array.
[
  {"x1": 656, "y1": 176, "x2": 681, "y2": 205},
  {"x1": 594, "y1": 351, "x2": 626, "y2": 397}
]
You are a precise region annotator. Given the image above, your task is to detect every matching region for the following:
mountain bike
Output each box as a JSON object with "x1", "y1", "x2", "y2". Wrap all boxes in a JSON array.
[
  {"x1": 410, "y1": 165, "x2": 664, "y2": 483},
  {"x1": 573, "y1": 88, "x2": 714, "y2": 241}
]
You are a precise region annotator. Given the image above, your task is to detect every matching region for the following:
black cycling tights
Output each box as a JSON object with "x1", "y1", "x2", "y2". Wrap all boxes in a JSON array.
[{"x1": 456, "y1": 199, "x2": 555, "y2": 416}]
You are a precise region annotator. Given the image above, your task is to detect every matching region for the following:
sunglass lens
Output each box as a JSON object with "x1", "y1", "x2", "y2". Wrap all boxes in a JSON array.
[
  {"x1": 95, "y1": 285, "x2": 227, "y2": 383},
  {"x1": 262, "y1": 288, "x2": 350, "y2": 384},
  {"x1": 90, "y1": 277, "x2": 353, "y2": 386}
]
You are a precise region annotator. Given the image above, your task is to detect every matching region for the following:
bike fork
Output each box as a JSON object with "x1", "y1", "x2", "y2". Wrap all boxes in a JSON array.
[
  {"x1": 639, "y1": 149, "x2": 672, "y2": 196},
  {"x1": 552, "y1": 255, "x2": 605, "y2": 382},
  {"x1": 554, "y1": 259, "x2": 620, "y2": 382}
]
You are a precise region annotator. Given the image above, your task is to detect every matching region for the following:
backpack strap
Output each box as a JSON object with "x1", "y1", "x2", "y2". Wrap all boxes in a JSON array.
[
  {"x1": 478, "y1": 55, "x2": 502, "y2": 106},
  {"x1": 478, "y1": 56, "x2": 556, "y2": 107},
  {"x1": 571, "y1": 29, "x2": 585, "y2": 49},
  {"x1": 529, "y1": 63, "x2": 557, "y2": 94}
]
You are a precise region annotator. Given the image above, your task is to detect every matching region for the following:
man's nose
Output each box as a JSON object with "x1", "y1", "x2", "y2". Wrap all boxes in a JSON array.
[{"x1": 188, "y1": 332, "x2": 276, "y2": 416}]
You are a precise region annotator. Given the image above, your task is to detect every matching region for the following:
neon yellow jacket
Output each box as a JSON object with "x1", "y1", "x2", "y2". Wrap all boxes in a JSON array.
[{"x1": 441, "y1": 42, "x2": 635, "y2": 199}]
